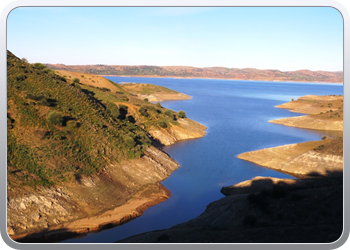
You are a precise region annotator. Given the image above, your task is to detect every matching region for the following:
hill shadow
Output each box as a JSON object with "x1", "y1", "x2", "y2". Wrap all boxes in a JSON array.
[{"x1": 118, "y1": 170, "x2": 343, "y2": 243}]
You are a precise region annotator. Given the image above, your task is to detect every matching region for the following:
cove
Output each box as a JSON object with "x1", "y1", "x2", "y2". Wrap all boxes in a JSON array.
[{"x1": 63, "y1": 78, "x2": 343, "y2": 243}]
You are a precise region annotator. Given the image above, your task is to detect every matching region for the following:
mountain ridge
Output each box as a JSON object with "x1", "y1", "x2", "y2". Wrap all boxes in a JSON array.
[{"x1": 46, "y1": 64, "x2": 343, "y2": 83}]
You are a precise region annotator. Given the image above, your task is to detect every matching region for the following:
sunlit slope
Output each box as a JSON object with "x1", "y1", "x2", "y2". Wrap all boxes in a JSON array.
[{"x1": 7, "y1": 51, "x2": 153, "y2": 188}]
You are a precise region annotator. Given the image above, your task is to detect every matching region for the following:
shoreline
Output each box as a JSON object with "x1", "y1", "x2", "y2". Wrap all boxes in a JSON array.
[
  {"x1": 238, "y1": 95, "x2": 343, "y2": 177},
  {"x1": 11, "y1": 184, "x2": 171, "y2": 243},
  {"x1": 100, "y1": 74, "x2": 343, "y2": 84},
  {"x1": 10, "y1": 124, "x2": 207, "y2": 243},
  {"x1": 268, "y1": 95, "x2": 343, "y2": 132}
]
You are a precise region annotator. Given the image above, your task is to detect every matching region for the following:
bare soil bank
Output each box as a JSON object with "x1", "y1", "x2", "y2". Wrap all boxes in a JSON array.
[
  {"x1": 269, "y1": 95, "x2": 343, "y2": 131},
  {"x1": 237, "y1": 138, "x2": 343, "y2": 177},
  {"x1": 240, "y1": 95, "x2": 343, "y2": 177}
]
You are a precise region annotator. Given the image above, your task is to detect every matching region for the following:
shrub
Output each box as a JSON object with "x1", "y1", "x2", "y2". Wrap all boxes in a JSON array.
[
  {"x1": 144, "y1": 98, "x2": 149, "y2": 102},
  {"x1": 156, "y1": 103, "x2": 162, "y2": 108},
  {"x1": 73, "y1": 78, "x2": 80, "y2": 84},
  {"x1": 66, "y1": 120, "x2": 79, "y2": 129},
  {"x1": 107, "y1": 103, "x2": 120, "y2": 119},
  {"x1": 178, "y1": 110, "x2": 186, "y2": 118},
  {"x1": 158, "y1": 120, "x2": 168, "y2": 128},
  {"x1": 123, "y1": 135, "x2": 136, "y2": 147},
  {"x1": 47, "y1": 111, "x2": 63, "y2": 126},
  {"x1": 33, "y1": 63, "x2": 47, "y2": 70},
  {"x1": 139, "y1": 106, "x2": 148, "y2": 117},
  {"x1": 16, "y1": 74, "x2": 26, "y2": 81},
  {"x1": 121, "y1": 96, "x2": 129, "y2": 102}
]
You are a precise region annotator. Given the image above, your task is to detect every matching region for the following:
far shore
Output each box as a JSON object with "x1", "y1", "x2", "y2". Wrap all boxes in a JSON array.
[{"x1": 100, "y1": 75, "x2": 343, "y2": 84}]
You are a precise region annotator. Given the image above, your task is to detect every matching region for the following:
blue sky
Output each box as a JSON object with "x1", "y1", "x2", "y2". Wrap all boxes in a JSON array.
[{"x1": 7, "y1": 7, "x2": 343, "y2": 71}]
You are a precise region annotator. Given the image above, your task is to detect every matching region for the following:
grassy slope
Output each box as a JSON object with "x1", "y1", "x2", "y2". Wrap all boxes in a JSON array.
[{"x1": 7, "y1": 51, "x2": 183, "y2": 189}]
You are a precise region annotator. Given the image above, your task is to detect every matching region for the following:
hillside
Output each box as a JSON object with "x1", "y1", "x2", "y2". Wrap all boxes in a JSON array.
[
  {"x1": 46, "y1": 64, "x2": 343, "y2": 83},
  {"x1": 55, "y1": 70, "x2": 191, "y2": 102},
  {"x1": 7, "y1": 51, "x2": 206, "y2": 241}
]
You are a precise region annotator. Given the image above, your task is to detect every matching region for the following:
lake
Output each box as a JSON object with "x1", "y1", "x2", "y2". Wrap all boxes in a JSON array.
[{"x1": 63, "y1": 78, "x2": 343, "y2": 243}]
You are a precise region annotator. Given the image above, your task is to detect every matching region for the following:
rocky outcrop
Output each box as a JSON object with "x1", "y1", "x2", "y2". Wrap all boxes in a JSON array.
[
  {"x1": 237, "y1": 140, "x2": 343, "y2": 177},
  {"x1": 149, "y1": 118, "x2": 207, "y2": 146},
  {"x1": 269, "y1": 116, "x2": 343, "y2": 131},
  {"x1": 8, "y1": 146, "x2": 179, "y2": 241}
]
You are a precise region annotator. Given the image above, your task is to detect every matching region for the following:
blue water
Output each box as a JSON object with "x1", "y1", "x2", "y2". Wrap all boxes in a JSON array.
[{"x1": 63, "y1": 78, "x2": 343, "y2": 243}]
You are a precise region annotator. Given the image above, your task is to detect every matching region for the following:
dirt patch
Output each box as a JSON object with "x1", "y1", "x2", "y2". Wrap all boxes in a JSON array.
[{"x1": 55, "y1": 70, "x2": 121, "y2": 92}]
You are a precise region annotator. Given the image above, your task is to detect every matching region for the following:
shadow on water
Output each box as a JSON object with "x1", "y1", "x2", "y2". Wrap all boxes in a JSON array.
[{"x1": 117, "y1": 170, "x2": 343, "y2": 243}]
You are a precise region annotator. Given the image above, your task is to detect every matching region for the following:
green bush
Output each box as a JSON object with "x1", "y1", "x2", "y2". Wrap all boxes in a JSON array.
[
  {"x1": 47, "y1": 111, "x2": 63, "y2": 126},
  {"x1": 33, "y1": 63, "x2": 47, "y2": 70},
  {"x1": 123, "y1": 135, "x2": 136, "y2": 147},
  {"x1": 178, "y1": 110, "x2": 186, "y2": 118},
  {"x1": 107, "y1": 102, "x2": 120, "y2": 119},
  {"x1": 66, "y1": 120, "x2": 79, "y2": 129},
  {"x1": 16, "y1": 74, "x2": 26, "y2": 81},
  {"x1": 73, "y1": 78, "x2": 80, "y2": 84},
  {"x1": 158, "y1": 120, "x2": 168, "y2": 128},
  {"x1": 139, "y1": 106, "x2": 148, "y2": 117}
]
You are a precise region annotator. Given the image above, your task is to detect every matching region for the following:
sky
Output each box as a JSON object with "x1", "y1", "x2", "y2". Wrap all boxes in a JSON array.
[{"x1": 6, "y1": 6, "x2": 344, "y2": 71}]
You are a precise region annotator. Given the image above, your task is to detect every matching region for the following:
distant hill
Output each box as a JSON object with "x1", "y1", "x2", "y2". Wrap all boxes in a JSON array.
[{"x1": 46, "y1": 64, "x2": 343, "y2": 83}]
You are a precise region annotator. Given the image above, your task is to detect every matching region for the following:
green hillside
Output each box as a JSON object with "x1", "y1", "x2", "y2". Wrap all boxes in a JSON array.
[{"x1": 7, "y1": 51, "x2": 179, "y2": 189}]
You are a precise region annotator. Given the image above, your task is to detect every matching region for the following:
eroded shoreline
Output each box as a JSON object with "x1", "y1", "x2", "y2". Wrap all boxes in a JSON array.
[
  {"x1": 239, "y1": 95, "x2": 343, "y2": 177},
  {"x1": 116, "y1": 95, "x2": 343, "y2": 243}
]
